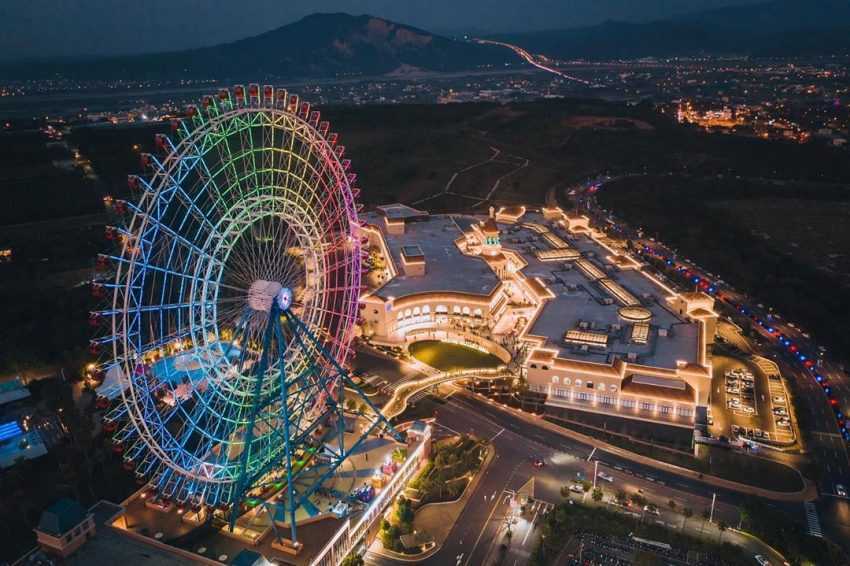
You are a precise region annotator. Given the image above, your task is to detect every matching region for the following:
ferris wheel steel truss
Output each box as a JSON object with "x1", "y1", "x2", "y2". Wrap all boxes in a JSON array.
[{"x1": 90, "y1": 84, "x2": 400, "y2": 543}]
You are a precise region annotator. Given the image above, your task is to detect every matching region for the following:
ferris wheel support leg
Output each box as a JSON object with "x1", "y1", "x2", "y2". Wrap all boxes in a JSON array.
[
  {"x1": 229, "y1": 302, "x2": 280, "y2": 532},
  {"x1": 282, "y1": 310, "x2": 404, "y2": 442},
  {"x1": 273, "y1": 311, "x2": 299, "y2": 543}
]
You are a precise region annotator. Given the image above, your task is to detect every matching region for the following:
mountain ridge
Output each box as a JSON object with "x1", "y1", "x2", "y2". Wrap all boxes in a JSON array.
[
  {"x1": 0, "y1": 13, "x2": 507, "y2": 80},
  {"x1": 488, "y1": 0, "x2": 850, "y2": 59}
]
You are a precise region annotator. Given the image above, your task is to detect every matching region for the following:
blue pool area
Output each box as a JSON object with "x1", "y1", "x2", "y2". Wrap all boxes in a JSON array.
[{"x1": 151, "y1": 342, "x2": 240, "y2": 385}]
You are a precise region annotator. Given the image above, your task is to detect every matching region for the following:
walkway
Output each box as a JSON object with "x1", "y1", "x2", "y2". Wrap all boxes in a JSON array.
[{"x1": 381, "y1": 368, "x2": 511, "y2": 420}]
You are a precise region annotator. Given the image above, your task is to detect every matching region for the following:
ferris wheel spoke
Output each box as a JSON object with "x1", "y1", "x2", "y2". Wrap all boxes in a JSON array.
[{"x1": 108, "y1": 91, "x2": 365, "y2": 517}]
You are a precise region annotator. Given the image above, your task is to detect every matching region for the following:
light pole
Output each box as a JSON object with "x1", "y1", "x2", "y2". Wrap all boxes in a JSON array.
[
  {"x1": 592, "y1": 460, "x2": 599, "y2": 490},
  {"x1": 709, "y1": 492, "x2": 716, "y2": 523}
]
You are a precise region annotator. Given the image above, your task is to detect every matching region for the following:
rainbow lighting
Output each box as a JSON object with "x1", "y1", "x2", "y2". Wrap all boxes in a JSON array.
[{"x1": 90, "y1": 85, "x2": 401, "y2": 546}]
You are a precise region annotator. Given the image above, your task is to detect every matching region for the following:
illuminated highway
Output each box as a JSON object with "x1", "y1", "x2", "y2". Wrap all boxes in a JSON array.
[{"x1": 473, "y1": 38, "x2": 595, "y2": 86}]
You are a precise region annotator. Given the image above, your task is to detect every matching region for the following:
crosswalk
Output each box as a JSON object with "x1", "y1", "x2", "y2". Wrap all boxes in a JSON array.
[{"x1": 804, "y1": 502, "x2": 823, "y2": 538}]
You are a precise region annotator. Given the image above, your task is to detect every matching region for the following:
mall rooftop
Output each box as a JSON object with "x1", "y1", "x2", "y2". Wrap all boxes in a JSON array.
[
  {"x1": 362, "y1": 210, "x2": 500, "y2": 300},
  {"x1": 507, "y1": 215, "x2": 701, "y2": 369}
]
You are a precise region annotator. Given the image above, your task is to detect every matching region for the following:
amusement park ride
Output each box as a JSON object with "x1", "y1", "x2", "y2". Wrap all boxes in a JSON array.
[{"x1": 89, "y1": 84, "x2": 401, "y2": 546}]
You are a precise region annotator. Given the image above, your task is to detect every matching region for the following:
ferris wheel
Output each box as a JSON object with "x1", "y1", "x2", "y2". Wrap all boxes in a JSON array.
[{"x1": 90, "y1": 85, "x2": 398, "y2": 540}]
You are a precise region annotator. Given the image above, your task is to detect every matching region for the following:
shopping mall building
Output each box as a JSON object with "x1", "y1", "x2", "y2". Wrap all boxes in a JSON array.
[{"x1": 358, "y1": 204, "x2": 717, "y2": 437}]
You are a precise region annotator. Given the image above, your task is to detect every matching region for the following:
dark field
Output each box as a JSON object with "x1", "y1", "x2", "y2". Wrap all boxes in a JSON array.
[
  {"x1": 598, "y1": 174, "x2": 850, "y2": 363},
  {"x1": 2, "y1": 96, "x2": 849, "y2": 375}
]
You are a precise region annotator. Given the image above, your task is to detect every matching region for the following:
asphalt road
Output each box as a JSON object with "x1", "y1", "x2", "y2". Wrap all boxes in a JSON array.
[{"x1": 366, "y1": 392, "x2": 787, "y2": 565}]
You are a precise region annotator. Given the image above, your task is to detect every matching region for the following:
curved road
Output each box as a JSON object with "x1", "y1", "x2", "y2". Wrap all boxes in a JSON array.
[{"x1": 366, "y1": 393, "x2": 788, "y2": 566}]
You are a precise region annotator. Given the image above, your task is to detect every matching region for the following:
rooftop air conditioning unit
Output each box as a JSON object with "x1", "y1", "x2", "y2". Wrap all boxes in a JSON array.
[
  {"x1": 580, "y1": 345, "x2": 589, "y2": 352},
  {"x1": 602, "y1": 298, "x2": 614, "y2": 305},
  {"x1": 658, "y1": 328, "x2": 669, "y2": 337},
  {"x1": 627, "y1": 352, "x2": 638, "y2": 361}
]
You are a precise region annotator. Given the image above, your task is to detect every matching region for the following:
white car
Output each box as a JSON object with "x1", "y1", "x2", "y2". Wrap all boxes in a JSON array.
[
  {"x1": 569, "y1": 484, "x2": 584, "y2": 494},
  {"x1": 597, "y1": 472, "x2": 614, "y2": 483},
  {"x1": 754, "y1": 555, "x2": 771, "y2": 566},
  {"x1": 772, "y1": 396, "x2": 786, "y2": 404},
  {"x1": 837, "y1": 484, "x2": 847, "y2": 497},
  {"x1": 643, "y1": 505, "x2": 660, "y2": 516}
]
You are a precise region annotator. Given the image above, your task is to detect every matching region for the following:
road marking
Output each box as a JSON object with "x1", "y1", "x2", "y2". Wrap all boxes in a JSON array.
[
  {"x1": 465, "y1": 492, "x2": 507, "y2": 566},
  {"x1": 490, "y1": 428, "x2": 505, "y2": 441},
  {"x1": 587, "y1": 447, "x2": 597, "y2": 462},
  {"x1": 523, "y1": 511, "x2": 538, "y2": 545}
]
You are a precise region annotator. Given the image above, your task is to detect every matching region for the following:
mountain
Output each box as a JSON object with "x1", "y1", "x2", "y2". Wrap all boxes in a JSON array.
[
  {"x1": 0, "y1": 13, "x2": 507, "y2": 80},
  {"x1": 489, "y1": 0, "x2": 850, "y2": 59}
]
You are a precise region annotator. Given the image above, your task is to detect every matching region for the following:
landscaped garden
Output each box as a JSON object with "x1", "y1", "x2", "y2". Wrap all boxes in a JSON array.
[
  {"x1": 378, "y1": 434, "x2": 487, "y2": 554},
  {"x1": 408, "y1": 340, "x2": 502, "y2": 372}
]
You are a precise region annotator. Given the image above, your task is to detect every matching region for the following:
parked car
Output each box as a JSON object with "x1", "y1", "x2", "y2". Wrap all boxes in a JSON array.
[
  {"x1": 643, "y1": 505, "x2": 660, "y2": 516},
  {"x1": 597, "y1": 472, "x2": 614, "y2": 483}
]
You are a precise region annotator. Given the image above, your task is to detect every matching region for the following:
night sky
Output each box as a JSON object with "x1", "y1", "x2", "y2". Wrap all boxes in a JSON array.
[{"x1": 0, "y1": 0, "x2": 763, "y2": 60}]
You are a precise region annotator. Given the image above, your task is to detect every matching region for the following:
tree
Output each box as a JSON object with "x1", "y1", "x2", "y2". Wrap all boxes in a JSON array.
[
  {"x1": 630, "y1": 493, "x2": 646, "y2": 507},
  {"x1": 592, "y1": 488, "x2": 603, "y2": 502},
  {"x1": 581, "y1": 480, "x2": 592, "y2": 492},
  {"x1": 341, "y1": 553, "x2": 364, "y2": 566},
  {"x1": 668, "y1": 499, "x2": 677, "y2": 513},
  {"x1": 738, "y1": 506, "x2": 750, "y2": 529},
  {"x1": 683, "y1": 507, "x2": 694, "y2": 529},
  {"x1": 615, "y1": 490, "x2": 628, "y2": 506},
  {"x1": 701, "y1": 508, "x2": 711, "y2": 533},
  {"x1": 718, "y1": 520, "x2": 728, "y2": 543}
]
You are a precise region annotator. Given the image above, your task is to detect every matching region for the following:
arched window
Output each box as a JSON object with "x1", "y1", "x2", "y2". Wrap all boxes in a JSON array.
[
  {"x1": 609, "y1": 384, "x2": 618, "y2": 392},
  {"x1": 397, "y1": 312, "x2": 403, "y2": 320},
  {"x1": 575, "y1": 379, "x2": 582, "y2": 388},
  {"x1": 436, "y1": 305, "x2": 448, "y2": 313},
  {"x1": 551, "y1": 376, "x2": 559, "y2": 384},
  {"x1": 413, "y1": 307, "x2": 420, "y2": 316},
  {"x1": 473, "y1": 308, "x2": 483, "y2": 318},
  {"x1": 462, "y1": 306, "x2": 471, "y2": 315},
  {"x1": 564, "y1": 378, "x2": 571, "y2": 386},
  {"x1": 597, "y1": 383, "x2": 606, "y2": 391},
  {"x1": 404, "y1": 309, "x2": 411, "y2": 318},
  {"x1": 422, "y1": 305, "x2": 430, "y2": 314},
  {"x1": 453, "y1": 306, "x2": 461, "y2": 314}
]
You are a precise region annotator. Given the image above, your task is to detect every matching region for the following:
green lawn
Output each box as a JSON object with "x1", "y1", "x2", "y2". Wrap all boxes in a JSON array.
[{"x1": 408, "y1": 340, "x2": 502, "y2": 372}]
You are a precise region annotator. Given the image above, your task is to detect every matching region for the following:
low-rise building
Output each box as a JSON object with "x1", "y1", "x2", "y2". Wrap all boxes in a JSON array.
[{"x1": 34, "y1": 498, "x2": 96, "y2": 559}]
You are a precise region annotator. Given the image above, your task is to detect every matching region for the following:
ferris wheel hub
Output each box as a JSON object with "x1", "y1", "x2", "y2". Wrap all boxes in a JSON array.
[{"x1": 247, "y1": 280, "x2": 291, "y2": 312}]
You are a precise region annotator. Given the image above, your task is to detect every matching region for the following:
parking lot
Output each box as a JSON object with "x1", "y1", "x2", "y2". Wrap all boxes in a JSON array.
[{"x1": 709, "y1": 354, "x2": 795, "y2": 445}]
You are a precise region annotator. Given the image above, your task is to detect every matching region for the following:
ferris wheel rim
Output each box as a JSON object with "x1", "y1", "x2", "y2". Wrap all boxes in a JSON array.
[{"x1": 107, "y1": 95, "x2": 362, "y2": 486}]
